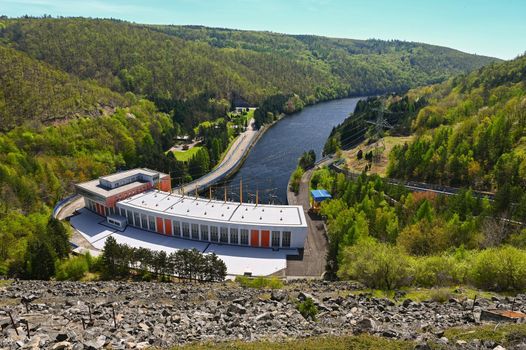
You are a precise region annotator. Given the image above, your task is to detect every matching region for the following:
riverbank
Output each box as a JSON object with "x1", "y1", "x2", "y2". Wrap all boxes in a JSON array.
[{"x1": 226, "y1": 97, "x2": 362, "y2": 204}]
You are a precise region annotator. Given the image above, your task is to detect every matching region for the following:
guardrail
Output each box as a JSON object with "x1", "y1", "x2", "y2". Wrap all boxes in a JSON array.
[{"x1": 52, "y1": 194, "x2": 81, "y2": 219}]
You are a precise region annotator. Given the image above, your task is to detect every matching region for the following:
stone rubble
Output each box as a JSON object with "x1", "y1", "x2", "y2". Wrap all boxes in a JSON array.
[{"x1": 0, "y1": 280, "x2": 525, "y2": 349}]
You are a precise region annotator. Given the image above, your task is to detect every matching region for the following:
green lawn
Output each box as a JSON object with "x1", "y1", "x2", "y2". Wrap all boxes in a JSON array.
[
  {"x1": 177, "y1": 335, "x2": 415, "y2": 350},
  {"x1": 346, "y1": 286, "x2": 496, "y2": 304},
  {"x1": 172, "y1": 146, "x2": 203, "y2": 162},
  {"x1": 444, "y1": 323, "x2": 526, "y2": 347}
]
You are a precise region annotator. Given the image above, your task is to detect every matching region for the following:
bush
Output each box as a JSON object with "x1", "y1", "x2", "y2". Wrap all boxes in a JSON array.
[
  {"x1": 428, "y1": 288, "x2": 452, "y2": 303},
  {"x1": 338, "y1": 240, "x2": 413, "y2": 290},
  {"x1": 55, "y1": 254, "x2": 92, "y2": 281},
  {"x1": 298, "y1": 297, "x2": 318, "y2": 321},
  {"x1": 289, "y1": 166, "x2": 304, "y2": 194},
  {"x1": 469, "y1": 246, "x2": 526, "y2": 291},
  {"x1": 397, "y1": 219, "x2": 450, "y2": 255},
  {"x1": 235, "y1": 276, "x2": 284, "y2": 289},
  {"x1": 413, "y1": 255, "x2": 463, "y2": 287}
]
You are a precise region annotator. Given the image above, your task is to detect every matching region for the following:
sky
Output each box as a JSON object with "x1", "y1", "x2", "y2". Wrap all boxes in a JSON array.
[{"x1": 1, "y1": 0, "x2": 525, "y2": 60}]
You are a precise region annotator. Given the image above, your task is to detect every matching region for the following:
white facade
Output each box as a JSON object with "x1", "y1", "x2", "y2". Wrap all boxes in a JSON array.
[{"x1": 114, "y1": 190, "x2": 308, "y2": 249}]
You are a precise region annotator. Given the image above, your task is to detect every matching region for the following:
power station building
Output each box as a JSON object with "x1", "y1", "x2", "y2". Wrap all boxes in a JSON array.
[{"x1": 75, "y1": 169, "x2": 308, "y2": 249}]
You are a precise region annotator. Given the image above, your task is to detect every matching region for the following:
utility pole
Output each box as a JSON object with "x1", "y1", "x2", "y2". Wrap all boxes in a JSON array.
[
  {"x1": 365, "y1": 101, "x2": 393, "y2": 163},
  {"x1": 239, "y1": 178, "x2": 243, "y2": 203}
]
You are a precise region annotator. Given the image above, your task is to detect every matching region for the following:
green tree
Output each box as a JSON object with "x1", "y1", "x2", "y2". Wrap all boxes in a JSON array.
[
  {"x1": 24, "y1": 236, "x2": 56, "y2": 280},
  {"x1": 46, "y1": 217, "x2": 70, "y2": 259}
]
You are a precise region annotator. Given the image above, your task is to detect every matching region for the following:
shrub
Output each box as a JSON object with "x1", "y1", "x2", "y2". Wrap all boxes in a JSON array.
[
  {"x1": 413, "y1": 255, "x2": 462, "y2": 287},
  {"x1": 55, "y1": 254, "x2": 90, "y2": 281},
  {"x1": 298, "y1": 297, "x2": 318, "y2": 321},
  {"x1": 468, "y1": 246, "x2": 526, "y2": 291},
  {"x1": 338, "y1": 240, "x2": 413, "y2": 290},
  {"x1": 397, "y1": 219, "x2": 450, "y2": 255},
  {"x1": 289, "y1": 166, "x2": 304, "y2": 194},
  {"x1": 428, "y1": 288, "x2": 452, "y2": 303}
]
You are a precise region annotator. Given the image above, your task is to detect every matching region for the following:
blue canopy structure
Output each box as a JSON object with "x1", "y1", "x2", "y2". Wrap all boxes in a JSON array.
[{"x1": 310, "y1": 189, "x2": 332, "y2": 202}]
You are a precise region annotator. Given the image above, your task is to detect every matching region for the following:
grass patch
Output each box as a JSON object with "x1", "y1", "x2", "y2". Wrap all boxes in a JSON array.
[
  {"x1": 349, "y1": 286, "x2": 497, "y2": 304},
  {"x1": 177, "y1": 335, "x2": 415, "y2": 349},
  {"x1": 0, "y1": 279, "x2": 13, "y2": 287},
  {"x1": 235, "y1": 276, "x2": 284, "y2": 289},
  {"x1": 343, "y1": 135, "x2": 413, "y2": 176},
  {"x1": 444, "y1": 324, "x2": 526, "y2": 347},
  {"x1": 172, "y1": 146, "x2": 203, "y2": 162}
]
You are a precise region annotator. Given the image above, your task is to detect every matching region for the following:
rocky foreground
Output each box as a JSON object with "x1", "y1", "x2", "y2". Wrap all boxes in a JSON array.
[{"x1": 1, "y1": 280, "x2": 525, "y2": 349}]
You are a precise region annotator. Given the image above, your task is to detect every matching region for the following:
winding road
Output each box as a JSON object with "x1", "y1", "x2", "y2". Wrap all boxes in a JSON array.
[{"x1": 176, "y1": 118, "x2": 259, "y2": 195}]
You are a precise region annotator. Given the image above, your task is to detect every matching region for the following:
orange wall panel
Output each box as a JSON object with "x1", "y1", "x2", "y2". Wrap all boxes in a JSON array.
[
  {"x1": 250, "y1": 230, "x2": 259, "y2": 247},
  {"x1": 160, "y1": 176, "x2": 171, "y2": 192},
  {"x1": 260, "y1": 230, "x2": 270, "y2": 247},
  {"x1": 156, "y1": 217, "x2": 164, "y2": 234},
  {"x1": 164, "y1": 218, "x2": 172, "y2": 236}
]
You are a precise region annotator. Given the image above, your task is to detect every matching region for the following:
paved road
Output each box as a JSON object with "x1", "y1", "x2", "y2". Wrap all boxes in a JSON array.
[
  {"x1": 176, "y1": 119, "x2": 259, "y2": 194},
  {"x1": 286, "y1": 168, "x2": 328, "y2": 278},
  {"x1": 56, "y1": 196, "x2": 98, "y2": 250}
]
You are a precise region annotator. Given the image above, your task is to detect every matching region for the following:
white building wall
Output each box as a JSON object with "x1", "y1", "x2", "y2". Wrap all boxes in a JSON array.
[{"x1": 115, "y1": 202, "x2": 307, "y2": 249}]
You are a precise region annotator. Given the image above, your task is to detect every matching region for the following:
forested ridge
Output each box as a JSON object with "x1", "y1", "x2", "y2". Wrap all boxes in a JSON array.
[
  {"x1": 318, "y1": 53, "x2": 526, "y2": 291},
  {"x1": 0, "y1": 17, "x2": 498, "y2": 129}
]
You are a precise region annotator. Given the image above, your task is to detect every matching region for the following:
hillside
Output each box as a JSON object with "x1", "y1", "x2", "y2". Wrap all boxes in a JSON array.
[
  {"x1": 155, "y1": 25, "x2": 498, "y2": 95},
  {"x1": 327, "y1": 55, "x2": 525, "y2": 188},
  {"x1": 313, "y1": 55, "x2": 526, "y2": 298},
  {"x1": 387, "y1": 54, "x2": 526, "y2": 214},
  {"x1": 0, "y1": 45, "x2": 126, "y2": 130},
  {"x1": 0, "y1": 18, "x2": 498, "y2": 122}
]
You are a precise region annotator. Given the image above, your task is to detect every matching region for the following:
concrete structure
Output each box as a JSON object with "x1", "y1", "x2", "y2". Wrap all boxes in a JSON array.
[
  {"x1": 75, "y1": 169, "x2": 308, "y2": 249},
  {"x1": 75, "y1": 168, "x2": 171, "y2": 217},
  {"x1": 69, "y1": 208, "x2": 296, "y2": 276}
]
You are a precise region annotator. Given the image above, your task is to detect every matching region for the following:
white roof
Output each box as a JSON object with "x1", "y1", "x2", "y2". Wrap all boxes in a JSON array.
[
  {"x1": 118, "y1": 190, "x2": 307, "y2": 227},
  {"x1": 100, "y1": 168, "x2": 166, "y2": 182},
  {"x1": 70, "y1": 208, "x2": 295, "y2": 276}
]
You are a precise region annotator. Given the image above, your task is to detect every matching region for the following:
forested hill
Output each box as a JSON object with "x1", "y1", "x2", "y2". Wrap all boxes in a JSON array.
[
  {"x1": 0, "y1": 45, "x2": 127, "y2": 131},
  {"x1": 326, "y1": 53, "x2": 526, "y2": 218},
  {"x1": 0, "y1": 17, "x2": 498, "y2": 124},
  {"x1": 154, "y1": 25, "x2": 497, "y2": 90}
]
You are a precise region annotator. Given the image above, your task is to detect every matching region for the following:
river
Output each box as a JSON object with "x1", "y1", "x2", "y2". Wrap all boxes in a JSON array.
[{"x1": 215, "y1": 97, "x2": 361, "y2": 204}]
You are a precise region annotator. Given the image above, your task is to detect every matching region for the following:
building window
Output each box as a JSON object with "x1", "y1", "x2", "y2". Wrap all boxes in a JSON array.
[
  {"x1": 133, "y1": 212, "x2": 140, "y2": 227},
  {"x1": 282, "y1": 231, "x2": 291, "y2": 248},
  {"x1": 173, "y1": 221, "x2": 181, "y2": 236},
  {"x1": 240, "y1": 229, "x2": 249, "y2": 245},
  {"x1": 230, "y1": 228, "x2": 239, "y2": 244},
  {"x1": 126, "y1": 210, "x2": 133, "y2": 225},
  {"x1": 220, "y1": 227, "x2": 228, "y2": 243},
  {"x1": 141, "y1": 214, "x2": 148, "y2": 229},
  {"x1": 148, "y1": 216, "x2": 156, "y2": 231},
  {"x1": 272, "y1": 231, "x2": 280, "y2": 247},
  {"x1": 210, "y1": 226, "x2": 218, "y2": 242},
  {"x1": 191, "y1": 223, "x2": 199, "y2": 239},
  {"x1": 200, "y1": 225, "x2": 209, "y2": 241},
  {"x1": 120, "y1": 208, "x2": 126, "y2": 217},
  {"x1": 182, "y1": 222, "x2": 190, "y2": 238}
]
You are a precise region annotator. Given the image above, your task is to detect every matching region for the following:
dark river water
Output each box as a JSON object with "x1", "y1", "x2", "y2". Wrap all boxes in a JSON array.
[{"x1": 215, "y1": 97, "x2": 361, "y2": 204}]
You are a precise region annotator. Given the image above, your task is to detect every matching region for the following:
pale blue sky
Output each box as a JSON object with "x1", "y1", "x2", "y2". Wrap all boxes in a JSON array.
[{"x1": 1, "y1": 0, "x2": 525, "y2": 59}]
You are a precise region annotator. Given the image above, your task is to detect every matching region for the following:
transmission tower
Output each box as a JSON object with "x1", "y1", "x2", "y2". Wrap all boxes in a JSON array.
[{"x1": 364, "y1": 102, "x2": 393, "y2": 163}]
